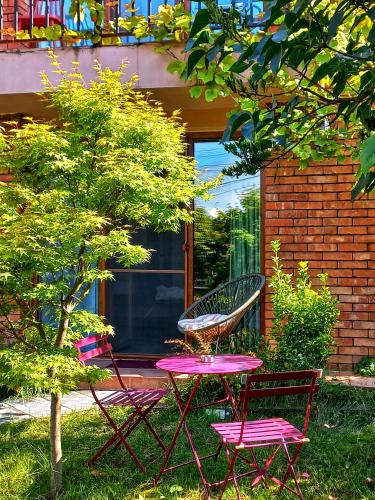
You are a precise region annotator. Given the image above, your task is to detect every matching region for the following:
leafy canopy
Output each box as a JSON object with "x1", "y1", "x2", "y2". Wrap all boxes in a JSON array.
[
  {"x1": 168, "y1": 0, "x2": 375, "y2": 197},
  {"x1": 0, "y1": 53, "x2": 214, "y2": 394}
]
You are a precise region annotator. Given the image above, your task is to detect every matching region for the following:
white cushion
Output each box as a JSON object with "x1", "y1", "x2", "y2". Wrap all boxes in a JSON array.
[{"x1": 178, "y1": 313, "x2": 228, "y2": 332}]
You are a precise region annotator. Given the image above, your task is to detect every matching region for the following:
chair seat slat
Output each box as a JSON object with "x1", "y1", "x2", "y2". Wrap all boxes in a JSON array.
[{"x1": 212, "y1": 418, "x2": 304, "y2": 444}]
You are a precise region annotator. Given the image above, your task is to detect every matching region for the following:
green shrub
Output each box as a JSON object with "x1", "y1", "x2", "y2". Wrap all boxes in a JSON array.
[
  {"x1": 270, "y1": 240, "x2": 340, "y2": 371},
  {"x1": 354, "y1": 357, "x2": 375, "y2": 377}
]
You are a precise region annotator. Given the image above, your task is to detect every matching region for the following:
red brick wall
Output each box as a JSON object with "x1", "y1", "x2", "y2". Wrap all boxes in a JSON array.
[
  {"x1": 263, "y1": 155, "x2": 375, "y2": 373},
  {"x1": 2, "y1": 0, "x2": 29, "y2": 30}
]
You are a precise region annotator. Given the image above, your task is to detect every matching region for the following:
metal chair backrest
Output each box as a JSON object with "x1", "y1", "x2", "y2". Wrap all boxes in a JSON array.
[
  {"x1": 74, "y1": 334, "x2": 127, "y2": 391},
  {"x1": 239, "y1": 369, "x2": 321, "y2": 442},
  {"x1": 178, "y1": 274, "x2": 265, "y2": 341}
]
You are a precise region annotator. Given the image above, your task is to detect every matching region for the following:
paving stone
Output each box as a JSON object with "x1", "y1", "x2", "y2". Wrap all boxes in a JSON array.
[{"x1": 0, "y1": 403, "x2": 31, "y2": 424}]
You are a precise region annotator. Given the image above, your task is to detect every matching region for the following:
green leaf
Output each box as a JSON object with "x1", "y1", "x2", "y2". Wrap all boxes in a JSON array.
[
  {"x1": 351, "y1": 174, "x2": 368, "y2": 200},
  {"x1": 360, "y1": 135, "x2": 375, "y2": 174},
  {"x1": 327, "y1": 10, "x2": 345, "y2": 41},
  {"x1": 272, "y1": 28, "x2": 288, "y2": 43},
  {"x1": 189, "y1": 9, "x2": 210, "y2": 39},
  {"x1": 186, "y1": 49, "x2": 206, "y2": 78},
  {"x1": 205, "y1": 88, "x2": 218, "y2": 102},
  {"x1": 223, "y1": 111, "x2": 251, "y2": 141},
  {"x1": 189, "y1": 85, "x2": 202, "y2": 99},
  {"x1": 167, "y1": 60, "x2": 182, "y2": 74},
  {"x1": 310, "y1": 59, "x2": 338, "y2": 83},
  {"x1": 184, "y1": 30, "x2": 209, "y2": 52}
]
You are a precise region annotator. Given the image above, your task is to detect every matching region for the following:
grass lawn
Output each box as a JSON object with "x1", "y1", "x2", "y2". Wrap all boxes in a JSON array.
[{"x1": 0, "y1": 381, "x2": 374, "y2": 500}]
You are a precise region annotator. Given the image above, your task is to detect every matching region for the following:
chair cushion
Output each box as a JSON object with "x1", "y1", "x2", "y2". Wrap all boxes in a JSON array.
[
  {"x1": 178, "y1": 313, "x2": 228, "y2": 332},
  {"x1": 211, "y1": 418, "x2": 304, "y2": 446}
]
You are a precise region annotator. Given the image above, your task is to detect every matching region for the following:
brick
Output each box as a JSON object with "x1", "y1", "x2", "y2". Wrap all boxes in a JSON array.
[
  {"x1": 339, "y1": 277, "x2": 367, "y2": 286},
  {"x1": 279, "y1": 210, "x2": 308, "y2": 218},
  {"x1": 339, "y1": 329, "x2": 369, "y2": 337},
  {"x1": 354, "y1": 269, "x2": 375, "y2": 277},
  {"x1": 352, "y1": 321, "x2": 375, "y2": 329},
  {"x1": 294, "y1": 252, "x2": 323, "y2": 260},
  {"x1": 295, "y1": 201, "x2": 322, "y2": 209},
  {"x1": 353, "y1": 287, "x2": 375, "y2": 295},
  {"x1": 324, "y1": 252, "x2": 353, "y2": 260},
  {"x1": 309, "y1": 175, "x2": 337, "y2": 184},
  {"x1": 279, "y1": 193, "x2": 308, "y2": 201},
  {"x1": 308, "y1": 260, "x2": 337, "y2": 268},
  {"x1": 329, "y1": 355, "x2": 352, "y2": 364},
  {"x1": 310, "y1": 192, "x2": 337, "y2": 201},
  {"x1": 324, "y1": 165, "x2": 356, "y2": 175},
  {"x1": 268, "y1": 218, "x2": 293, "y2": 227},
  {"x1": 325, "y1": 235, "x2": 352, "y2": 243},
  {"x1": 357, "y1": 235, "x2": 375, "y2": 242},
  {"x1": 276, "y1": 176, "x2": 306, "y2": 185},
  {"x1": 353, "y1": 303, "x2": 375, "y2": 311},
  {"x1": 335, "y1": 338, "x2": 353, "y2": 346},
  {"x1": 308, "y1": 226, "x2": 337, "y2": 235},
  {"x1": 281, "y1": 243, "x2": 308, "y2": 252},
  {"x1": 338, "y1": 243, "x2": 367, "y2": 251},
  {"x1": 328, "y1": 269, "x2": 353, "y2": 277},
  {"x1": 339, "y1": 294, "x2": 368, "y2": 303},
  {"x1": 299, "y1": 235, "x2": 323, "y2": 243},
  {"x1": 354, "y1": 338, "x2": 374, "y2": 347},
  {"x1": 339, "y1": 226, "x2": 367, "y2": 234},
  {"x1": 338, "y1": 209, "x2": 368, "y2": 217},
  {"x1": 324, "y1": 183, "x2": 352, "y2": 192},
  {"x1": 294, "y1": 184, "x2": 322, "y2": 193},
  {"x1": 266, "y1": 201, "x2": 293, "y2": 210},
  {"x1": 279, "y1": 227, "x2": 308, "y2": 235},
  {"x1": 357, "y1": 218, "x2": 375, "y2": 225},
  {"x1": 353, "y1": 252, "x2": 375, "y2": 261},
  {"x1": 309, "y1": 243, "x2": 337, "y2": 252},
  {"x1": 330, "y1": 287, "x2": 352, "y2": 295},
  {"x1": 294, "y1": 218, "x2": 323, "y2": 226},
  {"x1": 340, "y1": 312, "x2": 368, "y2": 320},
  {"x1": 324, "y1": 217, "x2": 352, "y2": 226},
  {"x1": 338, "y1": 347, "x2": 369, "y2": 355},
  {"x1": 265, "y1": 211, "x2": 279, "y2": 219}
]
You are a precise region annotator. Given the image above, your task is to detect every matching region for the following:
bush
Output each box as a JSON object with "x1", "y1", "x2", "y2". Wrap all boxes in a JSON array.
[
  {"x1": 269, "y1": 240, "x2": 340, "y2": 371},
  {"x1": 354, "y1": 357, "x2": 375, "y2": 377}
]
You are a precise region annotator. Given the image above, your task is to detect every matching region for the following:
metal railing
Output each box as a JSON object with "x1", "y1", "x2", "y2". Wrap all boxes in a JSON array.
[{"x1": 0, "y1": 0, "x2": 264, "y2": 47}]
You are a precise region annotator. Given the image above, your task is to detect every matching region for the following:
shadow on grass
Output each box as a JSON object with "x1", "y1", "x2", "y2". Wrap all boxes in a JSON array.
[{"x1": 0, "y1": 383, "x2": 374, "y2": 500}]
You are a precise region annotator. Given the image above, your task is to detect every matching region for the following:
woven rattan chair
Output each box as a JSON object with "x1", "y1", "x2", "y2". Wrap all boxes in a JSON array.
[{"x1": 178, "y1": 273, "x2": 265, "y2": 350}]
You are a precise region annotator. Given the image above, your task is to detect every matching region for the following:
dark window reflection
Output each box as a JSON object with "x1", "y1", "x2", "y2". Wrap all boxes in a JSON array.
[
  {"x1": 107, "y1": 229, "x2": 184, "y2": 271},
  {"x1": 106, "y1": 272, "x2": 184, "y2": 354}
]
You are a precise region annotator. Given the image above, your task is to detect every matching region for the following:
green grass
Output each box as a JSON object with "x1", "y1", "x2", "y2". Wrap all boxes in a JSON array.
[{"x1": 0, "y1": 382, "x2": 374, "y2": 500}]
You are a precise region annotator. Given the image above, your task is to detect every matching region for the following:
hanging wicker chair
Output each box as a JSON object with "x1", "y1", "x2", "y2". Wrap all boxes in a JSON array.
[{"x1": 177, "y1": 273, "x2": 265, "y2": 349}]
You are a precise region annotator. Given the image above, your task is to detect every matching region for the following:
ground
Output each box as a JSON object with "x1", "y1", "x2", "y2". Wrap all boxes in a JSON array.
[{"x1": 0, "y1": 382, "x2": 374, "y2": 500}]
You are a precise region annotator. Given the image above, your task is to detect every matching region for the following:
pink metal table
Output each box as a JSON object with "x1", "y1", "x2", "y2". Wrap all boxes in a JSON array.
[{"x1": 153, "y1": 354, "x2": 262, "y2": 499}]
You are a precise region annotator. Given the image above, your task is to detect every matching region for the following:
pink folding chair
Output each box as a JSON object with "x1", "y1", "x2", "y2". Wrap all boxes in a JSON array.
[
  {"x1": 75, "y1": 334, "x2": 169, "y2": 473},
  {"x1": 211, "y1": 369, "x2": 321, "y2": 499}
]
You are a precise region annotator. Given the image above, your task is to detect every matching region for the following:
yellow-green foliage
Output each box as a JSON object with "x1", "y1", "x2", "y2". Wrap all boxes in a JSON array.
[{"x1": 0, "y1": 53, "x2": 215, "y2": 394}]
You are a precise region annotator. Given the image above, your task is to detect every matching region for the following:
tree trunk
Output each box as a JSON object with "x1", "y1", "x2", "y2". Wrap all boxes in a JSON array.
[{"x1": 50, "y1": 391, "x2": 63, "y2": 499}]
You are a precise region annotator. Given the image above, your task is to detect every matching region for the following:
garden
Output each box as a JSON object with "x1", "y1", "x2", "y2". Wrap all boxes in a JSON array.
[{"x1": 0, "y1": 0, "x2": 374, "y2": 499}]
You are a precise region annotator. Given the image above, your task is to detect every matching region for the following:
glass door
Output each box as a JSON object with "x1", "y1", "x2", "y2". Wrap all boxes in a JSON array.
[
  {"x1": 105, "y1": 228, "x2": 184, "y2": 355},
  {"x1": 194, "y1": 140, "x2": 261, "y2": 342}
]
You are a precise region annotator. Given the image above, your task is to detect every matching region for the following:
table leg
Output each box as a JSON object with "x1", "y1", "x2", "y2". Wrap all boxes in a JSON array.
[
  {"x1": 213, "y1": 375, "x2": 241, "y2": 461},
  {"x1": 153, "y1": 374, "x2": 202, "y2": 487}
]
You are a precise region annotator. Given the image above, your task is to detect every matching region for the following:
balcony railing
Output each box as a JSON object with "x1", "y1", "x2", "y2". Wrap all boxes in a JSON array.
[{"x1": 0, "y1": 0, "x2": 264, "y2": 48}]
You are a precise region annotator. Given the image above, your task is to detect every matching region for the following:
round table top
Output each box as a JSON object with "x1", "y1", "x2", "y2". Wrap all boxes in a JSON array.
[{"x1": 156, "y1": 354, "x2": 262, "y2": 375}]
